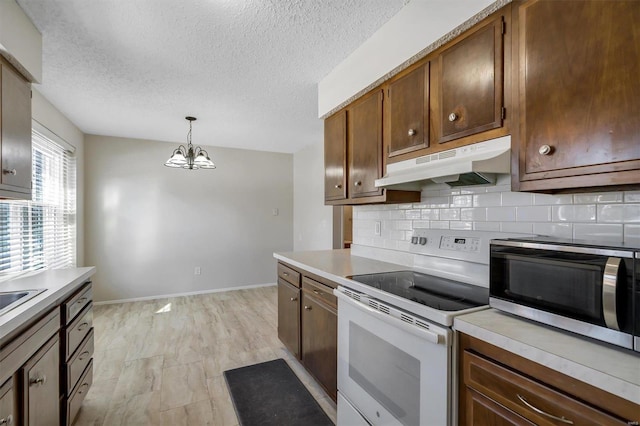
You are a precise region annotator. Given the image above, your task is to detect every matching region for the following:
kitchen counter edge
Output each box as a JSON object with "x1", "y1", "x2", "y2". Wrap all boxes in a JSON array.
[
  {"x1": 454, "y1": 308, "x2": 640, "y2": 405},
  {"x1": 0, "y1": 267, "x2": 96, "y2": 345},
  {"x1": 274, "y1": 249, "x2": 408, "y2": 289}
]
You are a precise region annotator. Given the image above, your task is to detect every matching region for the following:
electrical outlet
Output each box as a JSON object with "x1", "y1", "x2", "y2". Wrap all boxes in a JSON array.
[
  {"x1": 194, "y1": 267, "x2": 201, "y2": 275},
  {"x1": 374, "y1": 221, "x2": 381, "y2": 236},
  {"x1": 272, "y1": 208, "x2": 279, "y2": 216}
]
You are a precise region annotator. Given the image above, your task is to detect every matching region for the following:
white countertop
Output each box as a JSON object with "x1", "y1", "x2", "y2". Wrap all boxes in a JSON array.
[
  {"x1": 454, "y1": 309, "x2": 640, "y2": 405},
  {"x1": 0, "y1": 267, "x2": 96, "y2": 344},
  {"x1": 274, "y1": 249, "x2": 408, "y2": 286}
]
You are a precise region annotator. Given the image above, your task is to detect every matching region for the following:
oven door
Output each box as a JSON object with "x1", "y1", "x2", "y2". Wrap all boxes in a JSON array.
[
  {"x1": 490, "y1": 242, "x2": 634, "y2": 349},
  {"x1": 335, "y1": 289, "x2": 451, "y2": 426}
]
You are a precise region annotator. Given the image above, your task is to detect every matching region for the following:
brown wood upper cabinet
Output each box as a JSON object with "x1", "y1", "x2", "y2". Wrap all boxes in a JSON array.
[
  {"x1": 349, "y1": 90, "x2": 384, "y2": 198},
  {"x1": 512, "y1": 0, "x2": 640, "y2": 192},
  {"x1": 324, "y1": 110, "x2": 347, "y2": 201},
  {"x1": 386, "y1": 63, "x2": 429, "y2": 157},
  {"x1": 438, "y1": 14, "x2": 505, "y2": 145},
  {"x1": 324, "y1": 93, "x2": 421, "y2": 205},
  {"x1": 0, "y1": 59, "x2": 32, "y2": 200}
]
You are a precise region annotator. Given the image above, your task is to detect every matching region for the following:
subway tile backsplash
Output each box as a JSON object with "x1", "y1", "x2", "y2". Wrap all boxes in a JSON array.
[{"x1": 353, "y1": 177, "x2": 640, "y2": 248}]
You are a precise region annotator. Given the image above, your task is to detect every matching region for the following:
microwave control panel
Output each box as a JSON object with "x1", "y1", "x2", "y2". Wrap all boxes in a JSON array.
[{"x1": 440, "y1": 236, "x2": 480, "y2": 252}]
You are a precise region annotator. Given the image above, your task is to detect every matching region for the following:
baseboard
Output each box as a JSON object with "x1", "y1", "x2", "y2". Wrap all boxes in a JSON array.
[{"x1": 93, "y1": 282, "x2": 276, "y2": 305}]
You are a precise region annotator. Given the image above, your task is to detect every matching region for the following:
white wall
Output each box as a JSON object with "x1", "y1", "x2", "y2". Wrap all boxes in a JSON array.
[
  {"x1": 0, "y1": 0, "x2": 42, "y2": 82},
  {"x1": 293, "y1": 140, "x2": 333, "y2": 251},
  {"x1": 31, "y1": 88, "x2": 85, "y2": 266},
  {"x1": 318, "y1": 0, "x2": 497, "y2": 117},
  {"x1": 353, "y1": 176, "x2": 640, "y2": 251},
  {"x1": 84, "y1": 135, "x2": 293, "y2": 302}
]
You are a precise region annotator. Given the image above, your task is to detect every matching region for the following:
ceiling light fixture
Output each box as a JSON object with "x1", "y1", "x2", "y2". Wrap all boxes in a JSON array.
[{"x1": 164, "y1": 116, "x2": 216, "y2": 170}]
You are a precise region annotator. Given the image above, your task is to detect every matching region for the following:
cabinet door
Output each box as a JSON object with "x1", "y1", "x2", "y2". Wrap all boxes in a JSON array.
[
  {"x1": 22, "y1": 336, "x2": 60, "y2": 426},
  {"x1": 0, "y1": 378, "x2": 16, "y2": 426},
  {"x1": 324, "y1": 110, "x2": 347, "y2": 201},
  {"x1": 439, "y1": 16, "x2": 504, "y2": 143},
  {"x1": 387, "y1": 63, "x2": 429, "y2": 157},
  {"x1": 517, "y1": 0, "x2": 640, "y2": 182},
  {"x1": 277, "y1": 280, "x2": 300, "y2": 359},
  {"x1": 1, "y1": 62, "x2": 32, "y2": 191},
  {"x1": 301, "y1": 292, "x2": 337, "y2": 401},
  {"x1": 349, "y1": 90, "x2": 383, "y2": 198}
]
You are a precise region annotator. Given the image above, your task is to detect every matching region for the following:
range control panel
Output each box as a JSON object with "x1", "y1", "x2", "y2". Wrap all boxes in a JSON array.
[{"x1": 440, "y1": 236, "x2": 480, "y2": 252}]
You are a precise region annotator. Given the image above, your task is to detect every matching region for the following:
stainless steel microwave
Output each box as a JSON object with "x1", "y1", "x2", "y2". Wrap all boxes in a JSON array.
[{"x1": 489, "y1": 238, "x2": 639, "y2": 352}]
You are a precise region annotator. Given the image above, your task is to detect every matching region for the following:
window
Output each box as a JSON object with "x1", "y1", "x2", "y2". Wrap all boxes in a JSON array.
[{"x1": 0, "y1": 127, "x2": 76, "y2": 277}]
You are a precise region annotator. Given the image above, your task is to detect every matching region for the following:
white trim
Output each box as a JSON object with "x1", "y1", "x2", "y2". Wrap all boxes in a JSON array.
[
  {"x1": 93, "y1": 282, "x2": 276, "y2": 305},
  {"x1": 32, "y1": 119, "x2": 76, "y2": 153}
]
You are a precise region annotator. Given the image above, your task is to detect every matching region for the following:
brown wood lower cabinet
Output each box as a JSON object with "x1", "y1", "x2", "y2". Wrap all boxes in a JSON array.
[
  {"x1": 22, "y1": 335, "x2": 60, "y2": 426},
  {"x1": 276, "y1": 262, "x2": 338, "y2": 402},
  {"x1": 459, "y1": 333, "x2": 639, "y2": 425},
  {"x1": 0, "y1": 378, "x2": 15, "y2": 426},
  {"x1": 301, "y1": 290, "x2": 337, "y2": 401},
  {"x1": 277, "y1": 279, "x2": 300, "y2": 358}
]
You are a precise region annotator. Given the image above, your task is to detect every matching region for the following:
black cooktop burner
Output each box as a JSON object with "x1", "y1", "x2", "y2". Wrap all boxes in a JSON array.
[{"x1": 349, "y1": 270, "x2": 488, "y2": 311}]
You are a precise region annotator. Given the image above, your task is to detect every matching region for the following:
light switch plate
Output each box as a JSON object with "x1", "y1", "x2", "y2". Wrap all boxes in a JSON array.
[{"x1": 374, "y1": 221, "x2": 381, "y2": 236}]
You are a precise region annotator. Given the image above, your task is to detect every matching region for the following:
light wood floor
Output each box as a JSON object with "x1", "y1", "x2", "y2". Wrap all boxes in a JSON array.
[{"x1": 74, "y1": 285, "x2": 337, "y2": 426}]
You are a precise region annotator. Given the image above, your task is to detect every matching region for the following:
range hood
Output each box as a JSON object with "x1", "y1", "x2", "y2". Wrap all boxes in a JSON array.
[{"x1": 375, "y1": 136, "x2": 511, "y2": 190}]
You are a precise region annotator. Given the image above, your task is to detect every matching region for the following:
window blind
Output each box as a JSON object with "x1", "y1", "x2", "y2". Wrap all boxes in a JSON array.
[{"x1": 0, "y1": 129, "x2": 76, "y2": 276}]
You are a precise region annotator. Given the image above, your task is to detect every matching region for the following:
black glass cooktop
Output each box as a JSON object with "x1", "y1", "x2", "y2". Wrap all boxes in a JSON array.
[{"x1": 349, "y1": 270, "x2": 489, "y2": 311}]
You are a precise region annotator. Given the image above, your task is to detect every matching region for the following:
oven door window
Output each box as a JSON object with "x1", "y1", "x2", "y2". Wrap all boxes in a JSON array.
[{"x1": 349, "y1": 323, "x2": 420, "y2": 426}]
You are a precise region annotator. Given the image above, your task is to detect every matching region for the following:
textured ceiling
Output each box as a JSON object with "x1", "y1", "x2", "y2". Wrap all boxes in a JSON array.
[{"x1": 16, "y1": 0, "x2": 406, "y2": 153}]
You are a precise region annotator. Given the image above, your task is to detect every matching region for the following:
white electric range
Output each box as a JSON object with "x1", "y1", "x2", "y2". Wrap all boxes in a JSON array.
[{"x1": 335, "y1": 229, "x2": 530, "y2": 426}]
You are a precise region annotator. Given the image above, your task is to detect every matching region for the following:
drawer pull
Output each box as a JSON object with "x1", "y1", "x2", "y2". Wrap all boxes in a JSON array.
[
  {"x1": 29, "y1": 375, "x2": 46, "y2": 386},
  {"x1": 76, "y1": 297, "x2": 88, "y2": 305},
  {"x1": 312, "y1": 290, "x2": 322, "y2": 296},
  {"x1": 2, "y1": 169, "x2": 17, "y2": 176},
  {"x1": 517, "y1": 394, "x2": 573, "y2": 424},
  {"x1": 79, "y1": 351, "x2": 90, "y2": 361},
  {"x1": 304, "y1": 305, "x2": 312, "y2": 311},
  {"x1": 282, "y1": 272, "x2": 289, "y2": 276},
  {"x1": 0, "y1": 415, "x2": 13, "y2": 425},
  {"x1": 78, "y1": 322, "x2": 90, "y2": 331}
]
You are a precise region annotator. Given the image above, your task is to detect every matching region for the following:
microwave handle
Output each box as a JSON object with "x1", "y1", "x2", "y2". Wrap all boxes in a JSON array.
[{"x1": 603, "y1": 257, "x2": 621, "y2": 331}]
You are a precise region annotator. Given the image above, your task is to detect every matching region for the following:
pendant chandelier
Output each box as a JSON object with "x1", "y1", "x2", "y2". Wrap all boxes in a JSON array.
[{"x1": 164, "y1": 116, "x2": 216, "y2": 170}]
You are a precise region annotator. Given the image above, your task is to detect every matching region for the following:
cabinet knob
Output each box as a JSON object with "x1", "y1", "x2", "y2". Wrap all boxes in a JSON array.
[
  {"x1": 448, "y1": 113, "x2": 458, "y2": 122},
  {"x1": 304, "y1": 305, "x2": 312, "y2": 310},
  {"x1": 29, "y1": 375, "x2": 46, "y2": 386},
  {"x1": 334, "y1": 184, "x2": 342, "y2": 189},
  {"x1": 354, "y1": 181, "x2": 362, "y2": 187},
  {"x1": 407, "y1": 129, "x2": 416, "y2": 136},
  {"x1": 290, "y1": 297, "x2": 297, "y2": 302},
  {"x1": 0, "y1": 415, "x2": 13, "y2": 425},
  {"x1": 2, "y1": 169, "x2": 16, "y2": 176},
  {"x1": 538, "y1": 144, "x2": 553, "y2": 155}
]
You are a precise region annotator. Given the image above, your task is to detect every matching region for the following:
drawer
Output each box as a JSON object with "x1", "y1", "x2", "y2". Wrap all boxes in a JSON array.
[
  {"x1": 302, "y1": 277, "x2": 337, "y2": 308},
  {"x1": 463, "y1": 351, "x2": 626, "y2": 425},
  {"x1": 278, "y1": 263, "x2": 300, "y2": 288},
  {"x1": 63, "y1": 283, "x2": 92, "y2": 325},
  {"x1": 66, "y1": 359, "x2": 92, "y2": 426},
  {"x1": 65, "y1": 304, "x2": 93, "y2": 361},
  {"x1": 67, "y1": 329, "x2": 94, "y2": 396}
]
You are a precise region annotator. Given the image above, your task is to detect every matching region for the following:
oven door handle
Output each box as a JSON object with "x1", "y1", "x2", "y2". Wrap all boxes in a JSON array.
[
  {"x1": 603, "y1": 257, "x2": 621, "y2": 331},
  {"x1": 335, "y1": 290, "x2": 444, "y2": 344}
]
